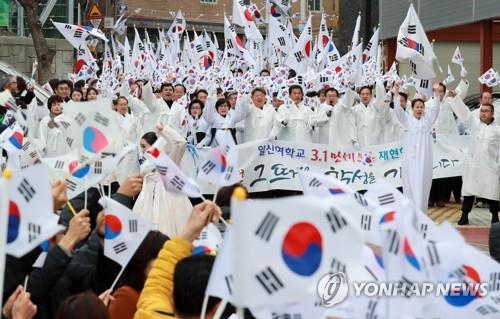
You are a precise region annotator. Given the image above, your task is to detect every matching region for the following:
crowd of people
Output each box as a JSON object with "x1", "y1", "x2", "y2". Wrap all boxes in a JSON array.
[{"x1": 0, "y1": 61, "x2": 499, "y2": 318}]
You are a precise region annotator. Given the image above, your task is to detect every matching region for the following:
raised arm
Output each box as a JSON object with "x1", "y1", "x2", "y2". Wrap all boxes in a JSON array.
[
  {"x1": 425, "y1": 91, "x2": 441, "y2": 125},
  {"x1": 449, "y1": 95, "x2": 474, "y2": 129},
  {"x1": 141, "y1": 82, "x2": 158, "y2": 113},
  {"x1": 202, "y1": 95, "x2": 218, "y2": 125},
  {"x1": 231, "y1": 93, "x2": 251, "y2": 124},
  {"x1": 393, "y1": 83, "x2": 409, "y2": 128}
]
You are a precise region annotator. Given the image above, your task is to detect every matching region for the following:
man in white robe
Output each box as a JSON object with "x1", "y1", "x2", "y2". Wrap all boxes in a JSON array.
[
  {"x1": 142, "y1": 82, "x2": 185, "y2": 132},
  {"x1": 449, "y1": 96, "x2": 500, "y2": 225},
  {"x1": 275, "y1": 85, "x2": 314, "y2": 143},
  {"x1": 231, "y1": 88, "x2": 279, "y2": 143}
]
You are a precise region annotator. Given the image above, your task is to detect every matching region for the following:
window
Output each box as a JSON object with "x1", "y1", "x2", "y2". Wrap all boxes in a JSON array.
[
  {"x1": 308, "y1": 0, "x2": 321, "y2": 11},
  {"x1": 200, "y1": 0, "x2": 217, "y2": 3}
]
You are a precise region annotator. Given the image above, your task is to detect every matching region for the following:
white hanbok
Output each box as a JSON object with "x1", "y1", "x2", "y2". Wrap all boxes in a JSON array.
[
  {"x1": 201, "y1": 97, "x2": 237, "y2": 146},
  {"x1": 275, "y1": 99, "x2": 314, "y2": 143},
  {"x1": 115, "y1": 112, "x2": 142, "y2": 183},
  {"x1": 133, "y1": 125, "x2": 193, "y2": 238},
  {"x1": 310, "y1": 90, "x2": 357, "y2": 147},
  {"x1": 38, "y1": 115, "x2": 71, "y2": 158},
  {"x1": 449, "y1": 97, "x2": 500, "y2": 200},
  {"x1": 395, "y1": 93, "x2": 441, "y2": 212},
  {"x1": 352, "y1": 80, "x2": 390, "y2": 147},
  {"x1": 231, "y1": 95, "x2": 279, "y2": 143},
  {"x1": 142, "y1": 82, "x2": 185, "y2": 132}
]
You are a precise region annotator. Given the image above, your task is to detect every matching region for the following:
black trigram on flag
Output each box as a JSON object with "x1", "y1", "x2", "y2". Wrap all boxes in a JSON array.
[
  {"x1": 387, "y1": 230, "x2": 400, "y2": 255},
  {"x1": 410, "y1": 60, "x2": 418, "y2": 75},
  {"x1": 17, "y1": 178, "x2": 36, "y2": 202},
  {"x1": 277, "y1": 36, "x2": 286, "y2": 46},
  {"x1": 77, "y1": 46, "x2": 86, "y2": 56},
  {"x1": 64, "y1": 24, "x2": 72, "y2": 30},
  {"x1": 195, "y1": 44, "x2": 203, "y2": 53},
  {"x1": 325, "y1": 207, "x2": 347, "y2": 233},
  {"x1": 138, "y1": 43, "x2": 145, "y2": 51},
  {"x1": 407, "y1": 24, "x2": 417, "y2": 34},
  {"x1": 419, "y1": 79, "x2": 430, "y2": 89},
  {"x1": 492, "y1": 296, "x2": 500, "y2": 305},
  {"x1": 59, "y1": 120, "x2": 71, "y2": 129},
  {"x1": 22, "y1": 141, "x2": 31, "y2": 152},
  {"x1": 320, "y1": 24, "x2": 327, "y2": 32},
  {"x1": 398, "y1": 276, "x2": 415, "y2": 298},
  {"x1": 129, "y1": 219, "x2": 138, "y2": 233},
  {"x1": 255, "y1": 267, "x2": 285, "y2": 294},
  {"x1": 307, "y1": 25, "x2": 311, "y2": 35},
  {"x1": 228, "y1": 24, "x2": 236, "y2": 33},
  {"x1": 330, "y1": 257, "x2": 347, "y2": 273},
  {"x1": 201, "y1": 161, "x2": 216, "y2": 175},
  {"x1": 28, "y1": 222, "x2": 41, "y2": 243},
  {"x1": 225, "y1": 275, "x2": 233, "y2": 295},
  {"x1": 329, "y1": 53, "x2": 340, "y2": 62},
  {"x1": 420, "y1": 222, "x2": 428, "y2": 239},
  {"x1": 365, "y1": 42, "x2": 373, "y2": 52},
  {"x1": 113, "y1": 242, "x2": 127, "y2": 254},
  {"x1": 65, "y1": 178, "x2": 77, "y2": 192},
  {"x1": 319, "y1": 76, "x2": 328, "y2": 83},
  {"x1": 226, "y1": 40, "x2": 234, "y2": 50},
  {"x1": 271, "y1": 313, "x2": 301, "y2": 319},
  {"x1": 66, "y1": 137, "x2": 74, "y2": 148},
  {"x1": 278, "y1": 24, "x2": 287, "y2": 32},
  {"x1": 94, "y1": 161, "x2": 103, "y2": 174},
  {"x1": 361, "y1": 214, "x2": 372, "y2": 231},
  {"x1": 489, "y1": 272, "x2": 500, "y2": 292},
  {"x1": 280, "y1": 0, "x2": 289, "y2": 6},
  {"x1": 426, "y1": 240, "x2": 440, "y2": 266},
  {"x1": 255, "y1": 211, "x2": 279, "y2": 242},
  {"x1": 54, "y1": 160, "x2": 65, "y2": 170},
  {"x1": 170, "y1": 175, "x2": 185, "y2": 191},
  {"x1": 94, "y1": 112, "x2": 110, "y2": 127},
  {"x1": 294, "y1": 51, "x2": 304, "y2": 63},
  {"x1": 74, "y1": 29, "x2": 84, "y2": 38},
  {"x1": 354, "y1": 192, "x2": 368, "y2": 207},
  {"x1": 224, "y1": 166, "x2": 234, "y2": 181},
  {"x1": 366, "y1": 300, "x2": 378, "y2": 319},
  {"x1": 476, "y1": 305, "x2": 499, "y2": 316},
  {"x1": 74, "y1": 112, "x2": 87, "y2": 126},
  {"x1": 377, "y1": 193, "x2": 395, "y2": 206},
  {"x1": 308, "y1": 178, "x2": 322, "y2": 188},
  {"x1": 156, "y1": 165, "x2": 168, "y2": 176}
]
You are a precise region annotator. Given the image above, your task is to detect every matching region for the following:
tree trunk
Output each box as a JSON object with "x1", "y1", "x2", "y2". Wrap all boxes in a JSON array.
[{"x1": 18, "y1": 0, "x2": 56, "y2": 85}]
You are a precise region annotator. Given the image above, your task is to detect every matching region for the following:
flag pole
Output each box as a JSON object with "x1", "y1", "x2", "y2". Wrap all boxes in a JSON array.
[
  {"x1": 109, "y1": 266, "x2": 126, "y2": 292},
  {"x1": 199, "y1": 194, "x2": 230, "y2": 227},
  {"x1": 200, "y1": 295, "x2": 209, "y2": 319},
  {"x1": 212, "y1": 299, "x2": 227, "y2": 319}
]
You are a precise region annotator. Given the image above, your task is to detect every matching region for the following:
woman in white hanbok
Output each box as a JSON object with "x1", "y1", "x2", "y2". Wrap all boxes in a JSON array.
[
  {"x1": 39, "y1": 95, "x2": 71, "y2": 158},
  {"x1": 133, "y1": 123, "x2": 193, "y2": 238},
  {"x1": 393, "y1": 83, "x2": 441, "y2": 213}
]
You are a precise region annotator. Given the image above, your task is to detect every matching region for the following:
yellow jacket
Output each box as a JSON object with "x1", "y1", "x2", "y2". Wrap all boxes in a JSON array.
[{"x1": 134, "y1": 237, "x2": 192, "y2": 319}]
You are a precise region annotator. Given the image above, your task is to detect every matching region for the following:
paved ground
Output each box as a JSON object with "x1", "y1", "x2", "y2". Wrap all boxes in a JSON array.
[{"x1": 428, "y1": 203, "x2": 493, "y2": 254}]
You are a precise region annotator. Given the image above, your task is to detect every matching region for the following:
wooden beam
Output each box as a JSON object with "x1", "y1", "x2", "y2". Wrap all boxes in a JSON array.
[{"x1": 480, "y1": 20, "x2": 493, "y2": 94}]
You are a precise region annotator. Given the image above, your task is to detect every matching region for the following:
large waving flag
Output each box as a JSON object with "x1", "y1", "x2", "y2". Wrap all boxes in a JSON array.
[
  {"x1": 232, "y1": 0, "x2": 263, "y2": 41},
  {"x1": 223, "y1": 15, "x2": 256, "y2": 66},
  {"x1": 396, "y1": 3, "x2": 436, "y2": 79},
  {"x1": 231, "y1": 195, "x2": 370, "y2": 308},
  {"x1": 0, "y1": 123, "x2": 24, "y2": 155},
  {"x1": 145, "y1": 147, "x2": 202, "y2": 198},
  {"x1": 167, "y1": 10, "x2": 186, "y2": 38},
  {"x1": 99, "y1": 196, "x2": 151, "y2": 276},
  {"x1": 6, "y1": 164, "x2": 65, "y2": 257},
  {"x1": 284, "y1": 15, "x2": 312, "y2": 73},
  {"x1": 197, "y1": 130, "x2": 240, "y2": 187}
]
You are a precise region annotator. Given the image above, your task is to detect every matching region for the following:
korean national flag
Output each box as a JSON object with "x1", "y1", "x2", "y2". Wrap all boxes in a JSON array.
[
  {"x1": 231, "y1": 195, "x2": 371, "y2": 308},
  {"x1": 99, "y1": 197, "x2": 151, "y2": 268},
  {"x1": 6, "y1": 164, "x2": 65, "y2": 258},
  {"x1": 0, "y1": 123, "x2": 24, "y2": 155}
]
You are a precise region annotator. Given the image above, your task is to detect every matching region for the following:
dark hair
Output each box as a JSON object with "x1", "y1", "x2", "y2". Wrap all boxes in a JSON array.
[
  {"x1": 55, "y1": 292, "x2": 110, "y2": 319},
  {"x1": 120, "y1": 231, "x2": 169, "y2": 291},
  {"x1": 74, "y1": 79, "x2": 86, "y2": 90},
  {"x1": 215, "y1": 183, "x2": 248, "y2": 219},
  {"x1": 260, "y1": 69, "x2": 270, "y2": 76},
  {"x1": 174, "y1": 84, "x2": 186, "y2": 94},
  {"x1": 56, "y1": 79, "x2": 73, "y2": 90},
  {"x1": 71, "y1": 88, "x2": 83, "y2": 99},
  {"x1": 160, "y1": 83, "x2": 174, "y2": 92},
  {"x1": 325, "y1": 87, "x2": 339, "y2": 97},
  {"x1": 47, "y1": 95, "x2": 64, "y2": 111},
  {"x1": 481, "y1": 103, "x2": 494, "y2": 113},
  {"x1": 288, "y1": 84, "x2": 303, "y2": 95},
  {"x1": 411, "y1": 98, "x2": 425, "y2": 109},
  {"x1": 399, "y1": 92, "x2": 408, "y2": 102},
  {"x1": 216, "y1": 88, "x2": 223, "y2": 96},
  {"x1": 173, "y1": 255, "x2": 220, "y2": 317},
  {"x1": 88, "y1": 79, "x2": 99, "y2": 88},
  {"x1": 225, "y1": 91, "x2": 237, "y2": 99},
  {"x1": 359, "y1": 86, "x2": 372, "y2": 95},
  {"x1": 48, "y1": 78, "x2": 59, "y2": 92},
  {"x1": 438, "y1": 82, "x2": 446, "y2": 93},
  {"x1": 16, "y1": 76, "x2": 27, "y2": 93},
  {"x1": 188, "y1": 99, "x2": 204, "y2": 113},
  {"x1": 305, "y1": 91, "x2": 318, "y2": 98},
  {"x1": 288, "y1": 69, "x2": 297, "y2": 79},
  {"x1": 215, "y1": 98, "x2": 229, "y2": 110},
  {"x1": 251, "y1": 87, "x2": 266, "y2": 96},
  {"x1": 196, "y1": 89, "x2": 208, "y2": 98},
  {"x1": 85, "y1": 87, "x2": 99, "y2": 100},
  {"x1": 141, "y1": 132, "x2": 158, "y2": 146},
  {"x1": 272, "y1": 92, "x2": 279, "y2": 98},
  {"x1": 318, "y1": 88, "x2": 326, "y2": 96}
]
